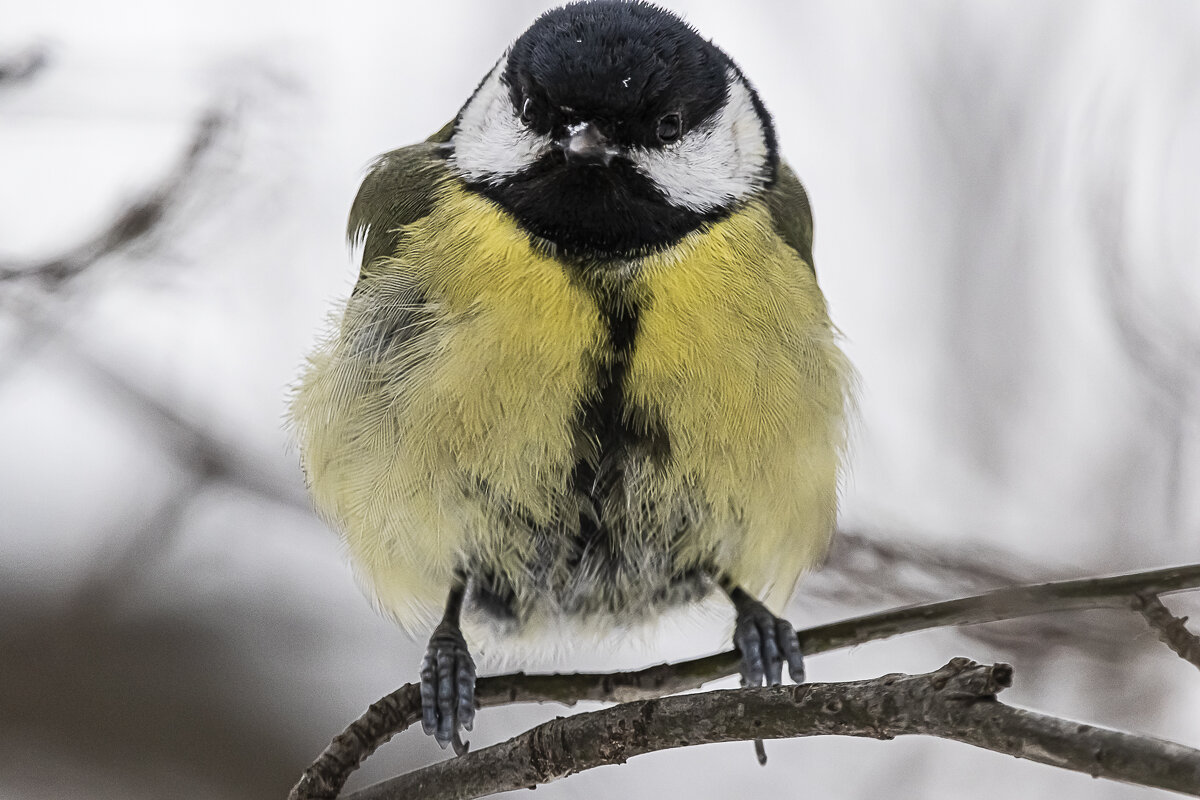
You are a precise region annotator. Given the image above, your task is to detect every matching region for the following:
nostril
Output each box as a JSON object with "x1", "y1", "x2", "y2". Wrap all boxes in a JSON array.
[{"x1": 558, "y1": 121, "x2": 617, "y2": 166}]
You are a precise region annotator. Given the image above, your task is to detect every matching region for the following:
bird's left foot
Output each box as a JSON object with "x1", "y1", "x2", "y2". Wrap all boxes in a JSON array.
[
  {"x1": 730, "y1": 589, "x2": 805, "y2": 687},
  {"x1": 725, "y1": 586, "x2": 803, "y2": 765}
]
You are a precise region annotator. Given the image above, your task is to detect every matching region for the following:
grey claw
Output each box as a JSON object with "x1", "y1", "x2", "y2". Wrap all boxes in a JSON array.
[
  {"x1": 419, "y1": 622, "x2": 477, "y2": 752},
  {"x1": 436, "y1": 647, "x2": 455, "y2": 745},
  {"x1": 732, "y1": 595, "x2": 805, "y2": 688},
  {"x1": 419, "y1": 652, "x2": 437, "y2": 735},
  {"x1": 734, "y1": 615, "x2": 763, "y2": 686},
  {"x1": 458, "y1": 660, "x2": 477, "y2": 731},
  {"x1": 778, "y1": 618, "x2": 805, "y2": 683},
  {"x1": 761, "y1": 618, "x2": 783, "y2": 686}
]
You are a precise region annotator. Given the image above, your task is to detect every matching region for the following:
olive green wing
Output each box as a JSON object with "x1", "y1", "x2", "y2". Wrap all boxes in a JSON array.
[
  {"x1": 762, "y1": 162, "x2": 816, "y2": 274},
  {"x1": 347, "y1": 122, "x2": 455, "y2": 276}
]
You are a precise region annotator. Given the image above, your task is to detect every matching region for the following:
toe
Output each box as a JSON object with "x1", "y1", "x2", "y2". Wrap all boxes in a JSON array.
[
  {"x1": 457, "y1": 653, "x2": 477, "y2": 732},
  {"x1": 760, "y1": 616, "x2": 783, "y2": 686},
  {"x1": 435, "y1": 646, "x2": 457, "y2": 747},
  {"x1": 419, "y1": 651, "x2": 438, "y2": 736},
  {"x1": 735, "y1": 618, "x2": 764, "y2": 686},
  {"x1": 776, "y1": 618, "x2": 805, "y2": 683}
]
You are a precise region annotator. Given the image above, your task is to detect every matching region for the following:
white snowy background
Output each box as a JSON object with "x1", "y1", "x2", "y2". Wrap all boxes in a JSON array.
[{"x1": 2, "y1": 1, "x2": 1199, "y2": 798}]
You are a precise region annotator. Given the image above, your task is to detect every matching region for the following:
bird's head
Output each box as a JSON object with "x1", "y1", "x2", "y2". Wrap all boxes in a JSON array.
[{"x1": 449, "y1": 0, "x2": 778, "y2": 258}]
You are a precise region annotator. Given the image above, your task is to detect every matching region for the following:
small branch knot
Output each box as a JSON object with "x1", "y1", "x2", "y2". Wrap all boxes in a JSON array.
[
  {"x1": 928, "y1": 660, "x2": 1013, "y2": 702},
  {"x1": 991, "y1": 662, "x2": 1014, "y2": 689}
]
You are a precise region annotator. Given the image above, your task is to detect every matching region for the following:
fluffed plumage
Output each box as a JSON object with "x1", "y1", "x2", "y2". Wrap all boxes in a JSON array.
[{"x1": 289, "y1": 0, "x2": 855, "y2": 751}]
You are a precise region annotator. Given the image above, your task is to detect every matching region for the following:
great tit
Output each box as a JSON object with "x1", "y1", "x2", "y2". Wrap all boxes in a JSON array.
[{"x1": 291, "y1": 0, "x2": 854, "y2": 753}]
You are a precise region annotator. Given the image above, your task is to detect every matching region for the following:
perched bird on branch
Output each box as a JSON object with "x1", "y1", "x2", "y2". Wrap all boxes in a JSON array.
[{"x1": 291, "y1": 0, "x2": 854, "y2": 753}]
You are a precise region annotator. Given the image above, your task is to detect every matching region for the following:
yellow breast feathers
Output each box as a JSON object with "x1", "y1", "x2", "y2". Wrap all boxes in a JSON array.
[
  {"x1": 291, "y1": 178, "x2": 852, "y2": 625},
  {"x1": 629, "y1": 207, "x2": 852, "y2": 610}
]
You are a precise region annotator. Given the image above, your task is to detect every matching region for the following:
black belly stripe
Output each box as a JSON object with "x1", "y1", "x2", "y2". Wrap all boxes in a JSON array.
[
  {"x1": 568, "y1": 276, "x2": 673, "y2": 561},
  {"x1": 570, "y1": 286, "x2": 636, "y2": 553}
]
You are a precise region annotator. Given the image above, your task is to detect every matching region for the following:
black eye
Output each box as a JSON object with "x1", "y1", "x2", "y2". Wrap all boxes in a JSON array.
[
  {"x1": 657, "y1": 112, "x2": 682, "y2": 143},
  {"x1": 521, "y1": 97, "x2": 534, "y2": 125}
]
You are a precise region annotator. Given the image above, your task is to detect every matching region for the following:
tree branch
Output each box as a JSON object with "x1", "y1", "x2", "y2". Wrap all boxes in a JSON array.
[
  {"x1": 344, "y1": 659, "x2": 1200, "y2": 800},
  {"x1": 289, "y1": 563, "x2": 1200, "y2": 799},
  {"x1": 1135, "y1": 593, "x2": 1200, "y2": 672}
]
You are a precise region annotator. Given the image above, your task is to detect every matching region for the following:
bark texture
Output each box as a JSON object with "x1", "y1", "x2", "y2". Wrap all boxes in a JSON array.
[
  {"x1": 345, "y1": 660, "x2": 1200, "y2": 800},
  {"x1": 290, "y1": 563, "x2": 1200, "y2": 800}
]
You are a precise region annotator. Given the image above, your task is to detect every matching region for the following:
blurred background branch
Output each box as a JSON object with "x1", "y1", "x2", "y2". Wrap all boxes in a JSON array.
[
  {"x1": 0, "y1": 106, "x2": 232, "y2": 288},
  {"x1": 0, "y1": 45, "x2": 49, "y2": 87}
]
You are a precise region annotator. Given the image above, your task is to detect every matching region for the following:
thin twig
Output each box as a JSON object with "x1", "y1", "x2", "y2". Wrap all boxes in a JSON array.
[
  {"x1": 344, "y1": 659, "x2": 1200, "y2": 800},
  {"x1": 1135, "y1": 592, "x2": 1200, "y2": 672},
  {"x1": 818, "y1": 529, "x2": 1118, "y2": 655},
  {"x1": 289, "y1": 562, "x2": 1200, "y2": 799},
  {"x1": 0, "y1": 45, "x2": 48, "y2": 86},
  {"x1": 0, "y1": 107, "x2": 229, "y2": 286},
  {"x1": 0, "y1": 301, "x2": 307, "y2": 510}
]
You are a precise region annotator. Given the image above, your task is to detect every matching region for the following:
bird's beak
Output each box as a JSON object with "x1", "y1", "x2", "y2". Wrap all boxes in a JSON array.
[{"x1": 558, "y1": 121, "x2": 619, "y2": 166}]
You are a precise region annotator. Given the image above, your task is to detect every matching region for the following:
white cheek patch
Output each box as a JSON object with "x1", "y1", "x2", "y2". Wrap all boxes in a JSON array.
[
  {"x1": 450, "y1": 56, "x2": 553, "y2": 185},
  {"x1": 629, "y1": 71, "x2": 770, "y2": 213}
]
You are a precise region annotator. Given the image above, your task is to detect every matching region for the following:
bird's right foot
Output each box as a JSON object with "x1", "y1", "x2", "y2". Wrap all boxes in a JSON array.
[{"x1": 419, "y1": 620, "x2": 476, "y2": 754}]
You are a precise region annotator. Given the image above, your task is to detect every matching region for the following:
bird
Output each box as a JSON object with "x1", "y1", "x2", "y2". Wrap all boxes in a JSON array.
[{"x1": 290, "y1": 0, "x2": 854, "y2": 755}]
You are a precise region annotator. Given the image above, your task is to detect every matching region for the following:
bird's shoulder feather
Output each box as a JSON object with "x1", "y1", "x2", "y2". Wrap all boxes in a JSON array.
[
  {"x1": 347, "y1": 123, "x2": 456, "y2": 276},
  {"x1": 762, "y1": 161, "x2": 816, "y2": 273}
]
